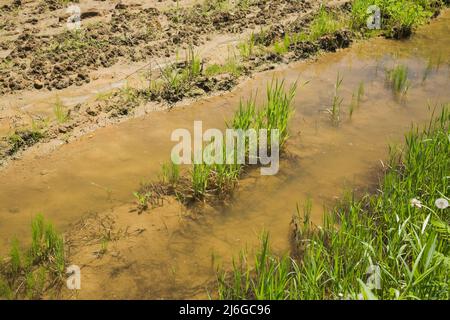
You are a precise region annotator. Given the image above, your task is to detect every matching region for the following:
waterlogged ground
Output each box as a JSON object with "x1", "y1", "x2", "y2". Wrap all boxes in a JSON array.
[{"x1": 0, "y1": 9, "x2": 449, "y2": 299}]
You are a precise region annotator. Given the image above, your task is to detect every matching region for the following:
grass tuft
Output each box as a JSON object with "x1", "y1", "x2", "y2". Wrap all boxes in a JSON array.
[
  {"x1": 0, "y1": 214, "x2": 66, "y2": 299},
  {"x1": 351, "y1": 0, "x2": 436, "y2": 39},
  {"x1": 309, "y1": 7, "x2": 347, "y2": 41},
  {"x1": 386, "y1": 64, "x2": 409, "y2": 95},
  {"x1": 53, "y1": 97, "x2": 69, "y2": 124},
  {"x1": 327, "y1": 73, "x2": 344, "y2": 125}
]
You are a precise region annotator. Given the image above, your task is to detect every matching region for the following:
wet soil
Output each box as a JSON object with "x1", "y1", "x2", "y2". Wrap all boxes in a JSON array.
[
  {"x1": 0, "y1": 0, "x2": 322, "y2": 94},
  {"x1": 0, "y1": 0, "x2": 355, "y2": 163}
]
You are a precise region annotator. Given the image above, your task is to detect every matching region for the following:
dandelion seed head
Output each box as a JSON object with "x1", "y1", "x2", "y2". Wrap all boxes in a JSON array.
[
  {"x1": 410, "y1": 198, "x2": 422, "y2": 208},
  {"x1": 435, "y1": 198, "x2": 449, "y2": 209}
]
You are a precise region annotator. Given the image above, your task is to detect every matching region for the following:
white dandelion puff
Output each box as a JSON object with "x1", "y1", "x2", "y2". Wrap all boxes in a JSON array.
[
  {"x1": 410, "y1": 198, "x2": 422, "y2": 208},
  {"x1": 435, "y1": 198, "x2": 449, "y2": 210}
]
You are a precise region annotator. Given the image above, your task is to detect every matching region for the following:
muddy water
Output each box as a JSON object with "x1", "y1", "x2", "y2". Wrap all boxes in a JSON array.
[{"x1": 1, "y1": 11, "x2": 450, "y2": 298}]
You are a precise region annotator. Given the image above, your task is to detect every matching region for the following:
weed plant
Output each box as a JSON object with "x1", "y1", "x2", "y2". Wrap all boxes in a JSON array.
[{"x1": 0, "y1": 214, "x2": 66, "y2": 299}]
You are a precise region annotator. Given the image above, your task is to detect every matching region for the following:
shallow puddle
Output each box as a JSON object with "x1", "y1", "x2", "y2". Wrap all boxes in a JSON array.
[{"x1": 0, "y1": 10, "x2": 449, "y2": 299}]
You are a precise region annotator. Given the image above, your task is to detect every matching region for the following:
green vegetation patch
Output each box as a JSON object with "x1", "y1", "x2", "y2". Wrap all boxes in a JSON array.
[
  {"x1": 0, "y1": 214, "x2": 67, "y2": 299},
  {"x1": 6, "y1": 128, "x2": 46, "y2": 156},
  {"x1": 134, "y1": 80, "x2": 297, "y2": 208},
  {"x1": 351, "y1": 0, "x2": 440, "y2": 38},
  {"x1": 217, "y1": 105, "x2": 450, "y2": 300}
]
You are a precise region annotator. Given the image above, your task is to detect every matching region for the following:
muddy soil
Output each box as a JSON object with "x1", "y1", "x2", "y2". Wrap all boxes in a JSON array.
[
  {"x1": 0, "y1": 8, "x2": 449, "y2": 299},
  {"x1": 0, "y1": 0, "x2": 355, "y2": 163},
  {"x1": 0, "y1": 0, "x2": 321, "y2": 94}
]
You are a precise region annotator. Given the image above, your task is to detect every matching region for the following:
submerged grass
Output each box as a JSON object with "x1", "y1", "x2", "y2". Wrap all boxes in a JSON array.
[
  {"x1": 349, "y1": 81, "x2": 365, "y2": 119},
  {"x1": 386, "y1": 64, "x2": 410, "y2": 95},
  {"x1": 264, "y1": 80, "x2": 297, "y2": 146},
  {"x1": 191, "y1": 162, "x2": 212, "y2": 200},
  {"x1": 327, "y1": 73, "x2": 344, "y2": 125},
  {"x1": 161, "y1": 160, "x2": 180, "y2": 186},
  {"x1": 0, "y1": 214, "x2": 66, "y2": 299},
  {"x1": 217, "y1": 105, "x2": 450, "y2": 300}
]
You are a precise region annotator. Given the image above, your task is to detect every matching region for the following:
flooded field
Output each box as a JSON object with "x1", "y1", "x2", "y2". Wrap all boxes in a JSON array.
[{"x1": 0, "y1": 1, "x2": 449, "y2": 301}]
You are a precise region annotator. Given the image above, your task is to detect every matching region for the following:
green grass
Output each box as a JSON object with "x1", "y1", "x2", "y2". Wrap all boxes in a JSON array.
[
  {"x1": 217, "y1": 105, "x2": 450, "y2": 300},
  {"x1": 351, "y1": 0, "x2": 436, "y2": 38},
  {"x1": 205, "y1": 55, "x2": 243, "y2": 78},
  {"x1": 230, "y1": 80, "x2": 296, "y2": 146},
  {"x1": 191, "y1": 163, "x2": 212, "y2": 200},
  {"x1": 349, "y1": 81, "x2": 365, "y2": 119},
  {"x1": 270, "y1": 6, "x2": 347, "y2": 48},
  {"x1": 147, "y1": 47, "x2": 203, "y2": 102},
  {"x1": 9, "y1": 239, "x2": 22, "y2": 275},
  {"x1": 217, "y1": 232, "x2": 296, "y2": 300},
  {"x1": 327, "y1": 73, "x2": 344, "y2": 125},
  {"x1": 186, "y1": 79, "x2": 296, "y2": 200},
  {"x1": 95, "y1": 90, "x2": 114, "y2": 102},
  {"x1": 263, "y1": 80, "x2": 297, "y2": 147},
  {"x1": 268, "y1": 6, "x2": 347, "y2": 48},
  {"x1": 270, "y1": 7, "x2": 347, "y2": 47},
  {"x1": 237, "y1": 0, "x2": 254, "y2": 10},
  {"x1": 238, "y1": 34, "x2": 257, "y2": 59},
  {"x1": 30, "y1": 214, "x2": 65, "y2": 274},
  {"x1": 422, "y1": 55, "x2": 443, "y2": 82},
  {"x1": 161, "y1": 161, "x2": 180, "y2": 185},
  {"x1": 230, "y1": 97, "x2": 258, "y2": 131},
  {"x1": 7, "y1": 128, "x2": 45, "y2": 156},
  {"x1": 422, "y1": 58, "x2": 434, "y2": 82},
  {"x1": 273, "y1": 34, "x2": 292, "y2": 55},
  {"x1": 211, "y1": 141, "x2": 243, "y2": 196},
  {"x1": 186, "y1": 80, "x2": 296, "y2": 199},
  {"x1": 185, "y1": 48, "x2": 202, "y2": 80},
  {"x1": 44, "y1": 29, "x2": 107, "y2": 54},
  {"x1": 120, "y1": 85, "x2": 140, "y2": 104},
  {"x1": 213, "y1": 160, "x2": 242, "y2": 195},
  {"x1": 133, "y1": 190, "x2": 153, "y2": 212},
  {"x1": 137, "y1": 79, "x2": 297, "y2": 207},
  {"x1": 357, "y1": 81, "x2": 365, "y2": 102},
  {"x1": 351, "y1": 0, "x2": 376, "y2": 32},
  {"x1": 0, "y1": 214, "x2": 66, "y2": 299},
  {"x1": 53, "y1": 97, "x2": 69, "y2": 124},
  {"x1": 382, "y1": 0, "x2": 433, "y2": 39},
  {"x1": 386, "y1": 64, "x2": 410, "y2": 95},
  {"x1": 309, "y1": 7, "x2": 347, "y2": 41}
]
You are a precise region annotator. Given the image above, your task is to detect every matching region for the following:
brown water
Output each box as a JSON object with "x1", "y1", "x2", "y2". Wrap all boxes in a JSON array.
[{"x1": 0, "y1": 11, "x2": 449, "y2": 299}]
